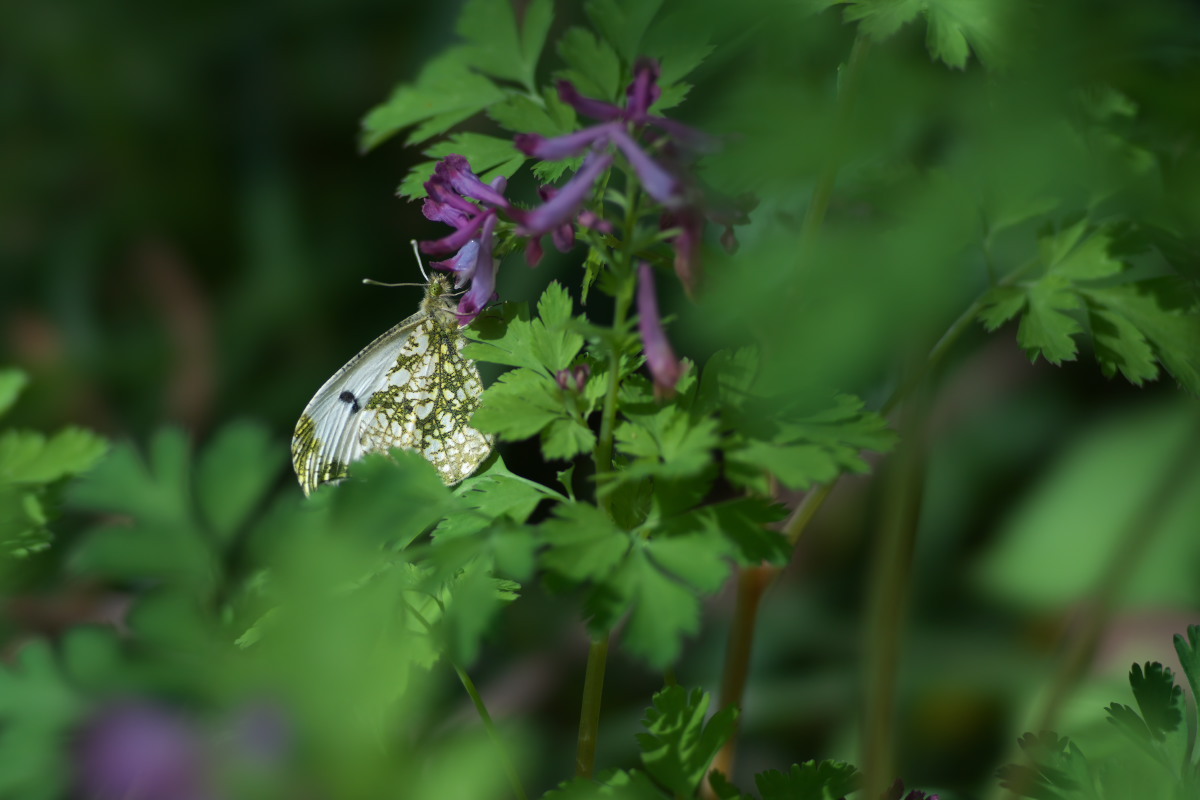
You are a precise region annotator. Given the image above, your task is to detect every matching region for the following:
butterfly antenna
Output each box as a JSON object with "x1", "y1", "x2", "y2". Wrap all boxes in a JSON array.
[{"x1": 410, "y1": 239, "x2": 430, "y2": 282}]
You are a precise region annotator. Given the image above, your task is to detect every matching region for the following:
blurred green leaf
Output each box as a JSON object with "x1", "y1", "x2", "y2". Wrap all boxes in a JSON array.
[
  {"x1": 585, "y1": 0, "x2": 664, "y2": 65},
  {"x1": 754, "y1": 759, "x2": 860, "y2": 800},
  {"x1": 0, "y1": 640, "x2": 82, "y2": 800},
  {"x1": 0, "y1": 370, "x2": 28, "y2": 419},
  {"x1": 976, "y1": 401, "x2": 1200, "y2": 610},
  {"x1": 196, "y1": 421, "x2": 281, "y2": 544}
]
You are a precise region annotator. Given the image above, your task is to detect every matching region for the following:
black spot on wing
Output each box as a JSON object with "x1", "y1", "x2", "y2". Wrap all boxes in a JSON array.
[{"x1": 338, "y1": 390, "x2": 361, "y2": 414}]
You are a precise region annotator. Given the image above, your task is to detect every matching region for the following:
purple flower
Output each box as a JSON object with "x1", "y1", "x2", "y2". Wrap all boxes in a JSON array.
[
  {"x1": 514, "y1": 60, "x2": 703, "y2": 213},
  {"x1": 419, "y1": 156, "x2": 510, "y2": 324},
  {"x1": 555, "y1": 364, "x2": 591, "y2": 392},
  {"x1": 637, "y1": 262, "x2": 684, "y2": 399},
  {"x1": 881, "y1": 779, "x2": 939, "y2": 800},
  {"x1": 74, "y1": 701, "x2": 213, "y2": 800},
  {"x1": 513, "y1": 152, "x2": 614, "y2": 238}
]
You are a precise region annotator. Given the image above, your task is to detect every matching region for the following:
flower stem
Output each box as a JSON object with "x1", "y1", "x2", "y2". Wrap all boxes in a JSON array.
[
  {"x1": 861, "y1": 378, "x2": 928, "y2": 800},
  {"x1": 709, "y1": 255, "x2": 1036, "y2": 783},
  {"x1": 576, "y1": 188, "x2": 639, "y2": 779},
  {"x1": 454, "y1": 664, "x2": 529, "y2": 800},
  {"x1": 575, "y1": 634, "x2": 611, "y2": 778}
]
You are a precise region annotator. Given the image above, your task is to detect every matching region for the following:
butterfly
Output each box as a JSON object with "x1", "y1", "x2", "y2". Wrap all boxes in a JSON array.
[{"x1": 291, "y1": 256, "x2": 493, "y2": 495}]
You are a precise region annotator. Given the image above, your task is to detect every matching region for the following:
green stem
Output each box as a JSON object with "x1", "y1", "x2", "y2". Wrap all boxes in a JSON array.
[
  {"x1": 576, "y1": 187, "x2": 640, "y2": 779},
  {"x1": 710, "y1": 254, "x2": 1036, "y2": 783},
  {"x1": 861, "y1": 376, "x2": 928, "y2": 800},
  {"x1": 576, "y1": 634, "x2": 611, "y2": 778},
  {"x1": 801, "y1": 32, "x2": 870, "y2": 240},
  {"x1": 405, "y1": 601, "x2": 527, "y2": 800},
  {"x1": 454, "y1": 664, "x2": 530, "y2": 800}
]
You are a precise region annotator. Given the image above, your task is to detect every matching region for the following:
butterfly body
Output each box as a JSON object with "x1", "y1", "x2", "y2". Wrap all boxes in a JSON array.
[{"x1": 291, "y1": 273, "x2": 492, "y2": 494}]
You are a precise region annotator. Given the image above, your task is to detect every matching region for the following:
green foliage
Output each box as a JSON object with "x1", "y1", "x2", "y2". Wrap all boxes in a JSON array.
[
  {"x1": 0, "y1": 368, "x2": 107, "y2": 559},
  {"x1": 977, "y1": 221, "x2": 1200, "y2": 393},
  {"x1": 636, "y1": 686, "x2": 737, "y2": 797},
  {"x1": 1001, "y1": 626, "x2": 1200, "y2": 799}
]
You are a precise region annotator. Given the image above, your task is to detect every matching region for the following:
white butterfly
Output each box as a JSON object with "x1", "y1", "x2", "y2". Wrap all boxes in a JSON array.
[{"x1": 291, "y1": 250, "x2": 493, "y2": 494}]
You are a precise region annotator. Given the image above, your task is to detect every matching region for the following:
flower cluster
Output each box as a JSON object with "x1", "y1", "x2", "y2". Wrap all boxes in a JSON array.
[{"x1": 418, "y1": 58, "x2": 747, "y2": 395}]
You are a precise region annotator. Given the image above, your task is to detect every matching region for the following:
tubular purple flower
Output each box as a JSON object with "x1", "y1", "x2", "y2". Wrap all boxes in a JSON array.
[
  {"x1": 431, "y1": 239, "x2": 481, "y2": 287},
  {"x1": 578, "y1": 209, "x2": 612, "y2": 233},
  {"x1": 515, "y1": 123, "x2": 619, "y2": 160},
  {"x1": 456, "y1": 213, "x2": 498, "y2": 325},
  {"x1": 525, "y1": 236, "x2": 544, "y2": 267},
  {"x1": 556, "y1": 79, "x2": 623, "y2": 121},
  {"x1": 637, "y1": 262, "x2": 684, "y2": 398},
  {"x1": 625, "y1": 59, "x2": 662, "y2": 120},
  {"x1": 436, "y1": 155, "x2": 511, "y2": 208},
  {"x1": 515, "y1": 152, "x2": 614, "y2": 237},
  {"x1": 661, "y1": 210, "x2": 703, "y2": 297},
  {"x1": 424, "y1": 178, "x2": 480, "y2": 220},
  {"x1": 608, "y1": 127, "x2": 682, "y2": 207},
  {"x1": 419, "y1": 212, "x2": 488, "y2": 255}
]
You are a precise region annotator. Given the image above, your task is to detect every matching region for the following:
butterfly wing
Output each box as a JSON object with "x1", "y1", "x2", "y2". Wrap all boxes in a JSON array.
[{"x1": 291, "y1": 312, "x2": 423, "y2": 496}]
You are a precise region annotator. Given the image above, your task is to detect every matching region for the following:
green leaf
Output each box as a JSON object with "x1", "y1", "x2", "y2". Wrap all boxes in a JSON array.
[
  {"x1": 539, "y1": 502, "x2": 629, "y2": 583},
  {"x1": 466, "y1": 286, "x2": 586, "y2": 374},
  {"x1": 0, "y1": 369, "x2": 28, "y2": 418},
  {"x1": 611, "y1": 409, "x2": 719, "y2": 485},
  {"x1": 557, "y1": 27, "x2": 623, "y2": 102},
  {"x1": 1174, "y1": 626, "x2": 1200, "y2": 734},
  {"x1": 999, "y1": 732, "x2": 1093, "y2": 799},
  {"x1": 398, "y1": 133, "x2": 527, "y2": 199},
  {"x1": 684, "y1": 498, "x2": 790, "y2": 565},
  {"x1": 487, "y1": 90, "x2": 577, "y2": 137},
  {"x1": 754, "y1": 760, "x2": 860, "y2": 800},
  {"x1": 1017, "y1": 275, "x2": 1082, "y2": 364},
  {"x1": 1106, "y1": 702, "x2": 1158, "y2": 754},
  {"x1": 195, "y1": 421, "x2": 281, "y2": 544},
  {"x1": 456, "y1": 0, "x2": 552, "y2": 90},
  {"x1": 977, "y1": 285, "x2": 1026, "y2": 331},
  {"x1": 597, "y1": 545, "x2": 701, "y2": 667},
  {"x1": 708, "y1": 770, "x2": 754, "y2": 800},
  {"x1": 725, "y1": 395, "x2": 895, "y2": 492},
  {"x1": 1081, "y1": 282, "x2": 1200, "y2": 395},
  {"x1": 545, "y1": 769, "x2": 666, "y2": 799},
  {"x1": 543, "y1": 417, "x2": 598, "y2": 461},
  {"x1": 360, "y1": 48, "x2": 506, "y2": 151},
  {"x1": 0, "y1": 640, "x2": 82, "y2": 800},
  {"x1": 585, "y1": 0, "x2": 664, "y2": 65},
  {"x1": 0, "y1": 427, "x2": 107, "y2": 484},
  {"x1": 840, "y1": 0, "x2": 925, "y2": 40},
  {"x1": 1050, "y1": 228, "x2": 1125, "y2": 280},
  {"x1": 636, "y1": 686, "x2": 737, "y2": 797},
  {"x1": 67, "y1": 431, "x2": 218, "y2": 594},
  {"x1": 924, "y1": 0, "x2": 1006, "y2": 69},
  {"x1": 1129, "y1": 662, "x2": 1182, "y2": 740},
  {"x1": 473, "y1": 368, "x2": 564, "y2": 440},
  {"x1": 1087, "y1": 301, "x2": 1159, "y2": 385}
]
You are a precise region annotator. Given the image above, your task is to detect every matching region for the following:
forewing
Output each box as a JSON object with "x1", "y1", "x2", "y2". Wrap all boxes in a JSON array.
[{"x1": 291, "y1": 318, "x2": 419, "y2": 495}]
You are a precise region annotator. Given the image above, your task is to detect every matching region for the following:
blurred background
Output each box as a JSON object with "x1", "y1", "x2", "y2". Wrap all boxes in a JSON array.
[{"x1": 2, "y1": 0, "x2": 1200, "y2": 798}]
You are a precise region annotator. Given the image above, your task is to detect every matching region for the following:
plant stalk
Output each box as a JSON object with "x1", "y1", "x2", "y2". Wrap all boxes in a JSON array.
[
  {"x1": 455, "y1": 664, "x2": 529, "y2": 800},
  {"x1": 576, "y1": 193, "x2": 638, "y2": 778},
  {"x1": 576, "y1": 634, "x2": 611, "y2": 778},
  {"x1": 861, "y1": 378, "x2": 928, "y2": 799}
]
